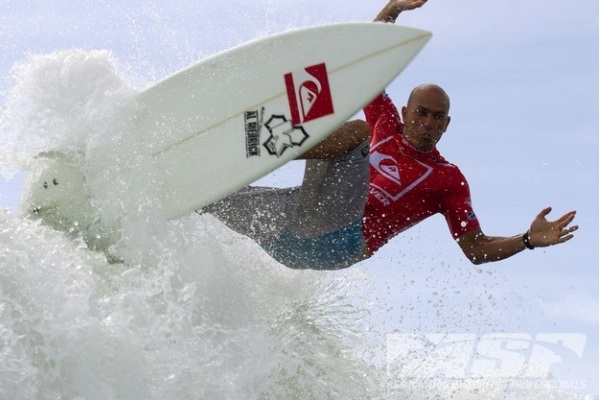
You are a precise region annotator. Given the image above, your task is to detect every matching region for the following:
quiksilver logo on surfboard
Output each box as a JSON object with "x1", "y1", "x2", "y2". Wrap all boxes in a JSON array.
[
  {"x1": 244, "y1": 62, "x2": 332, "y2": 159},
  {"x1": 284, "y1": 63, "x2": 335, "y2": 125}
]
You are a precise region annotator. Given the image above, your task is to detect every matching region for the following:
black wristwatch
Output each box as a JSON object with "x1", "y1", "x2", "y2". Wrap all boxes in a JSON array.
[{"x1": 522, "y1": 231, "x2": 535, "y2": 250}]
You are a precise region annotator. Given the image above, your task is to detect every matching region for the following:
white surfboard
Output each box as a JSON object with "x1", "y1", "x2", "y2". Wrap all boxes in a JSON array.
[{"x1": 20, "y1": 22, "x2": 431, "y2": 228}]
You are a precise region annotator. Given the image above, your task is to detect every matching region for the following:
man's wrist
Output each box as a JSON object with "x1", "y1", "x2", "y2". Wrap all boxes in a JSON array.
[
  {"x1": 375, "y1": 1, "x2": 402, "y2": 23},
  {"x1": 522, "y1": 230, "x2": 535, "y2": 250}
]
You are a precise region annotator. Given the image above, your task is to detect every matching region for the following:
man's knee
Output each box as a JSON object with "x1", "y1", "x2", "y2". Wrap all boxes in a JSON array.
[{"x1": 300, "y1": 119, "x2": 370, "y2": 160}]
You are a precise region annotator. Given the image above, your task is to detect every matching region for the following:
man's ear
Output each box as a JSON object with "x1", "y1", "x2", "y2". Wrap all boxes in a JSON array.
[
  {"x1": 444, "y1": 115, "x2": 451, "y2": 132},
  {"x1": 401, "y1": 106, "x2": 408, "y2": 122}
]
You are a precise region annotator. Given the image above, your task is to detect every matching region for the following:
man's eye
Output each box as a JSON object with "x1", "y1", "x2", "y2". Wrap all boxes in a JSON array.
[
  {"x1": 434, "y1": 114, "x2": 445, "y2": 122},
  {"x1": 416, "y1": 109, "x2": 428, "y2": 116}
]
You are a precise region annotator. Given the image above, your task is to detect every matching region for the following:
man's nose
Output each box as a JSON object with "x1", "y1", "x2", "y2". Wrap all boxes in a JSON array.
[{"x1": 421, "y1": 114, "x2": 436, "y2": 128}]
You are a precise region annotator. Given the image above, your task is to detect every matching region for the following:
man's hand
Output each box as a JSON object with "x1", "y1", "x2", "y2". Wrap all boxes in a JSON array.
[
  {"x1": 528, "y1": 207, "x2": 578, "y2": 248},
  {"x1": 375, "y1": 0, "x2": 428, "y2": 23},
  {"x1": 393, "y1": 0, "x2": 429, "y2": 13}
]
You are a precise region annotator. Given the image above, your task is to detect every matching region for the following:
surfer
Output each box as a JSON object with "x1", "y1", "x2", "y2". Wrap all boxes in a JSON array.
[{"x1": 206, "y1": 0, "x2": 578, "y2": 269}]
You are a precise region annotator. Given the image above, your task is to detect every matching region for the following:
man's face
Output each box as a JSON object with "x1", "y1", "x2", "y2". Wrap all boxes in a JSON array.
[{"x1": 401, "y1": 87, "x2": 451, "y2": 152}]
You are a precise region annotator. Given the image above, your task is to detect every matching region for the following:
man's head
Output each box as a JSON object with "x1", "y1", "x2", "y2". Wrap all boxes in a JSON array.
[{"x1": 401, "y1": 84, "x2": 451, "y2": 152}]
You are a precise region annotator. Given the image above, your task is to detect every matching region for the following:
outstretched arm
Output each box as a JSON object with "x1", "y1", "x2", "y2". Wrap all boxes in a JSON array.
[
  {"x1": 374, "y1": 0, "x2": 429, "y2": 23},
  {"x1": 456, "y1": 207, "x2": 578, "y2": 265}
]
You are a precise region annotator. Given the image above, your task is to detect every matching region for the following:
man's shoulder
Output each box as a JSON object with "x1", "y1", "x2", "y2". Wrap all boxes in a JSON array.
[
  {"x1": 431, "y1": 150, "x2": 469, "y2": 179},
  {"x1": 364, "y1": 91, "x2": 400, "y2": 120},
  {"x1": 429, "y1": 148, "x2": 452, "y2": 166}
]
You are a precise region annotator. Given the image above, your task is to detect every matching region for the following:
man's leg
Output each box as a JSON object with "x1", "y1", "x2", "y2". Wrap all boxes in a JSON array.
[
  {"x1": 289, "y1": 141, "x2": 370, "y2": 238},
  {"x1": 205, "y1": 121, "x2": 371, "y2": 269},
  {"x1": 300, "y1": 120, "x2": 369, "y2": 160},
  {"x1": 264, "y1": 138, "x2": 371, "y2": 270},
  {"x1": 203, "y1": 186, "x2": 298, "y2": 244}
]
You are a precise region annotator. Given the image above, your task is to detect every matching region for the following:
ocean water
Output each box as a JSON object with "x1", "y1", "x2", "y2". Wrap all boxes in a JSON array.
[{"x1": 0, "y1": 50, "x2": 592, "y2": 399}]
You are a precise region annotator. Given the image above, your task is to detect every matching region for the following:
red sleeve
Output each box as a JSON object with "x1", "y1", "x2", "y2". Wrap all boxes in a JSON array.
[
  {"x1": 363, "y1": 92, "x2": 402, "y2": 140},
  {"x1": 440, "y1": 170, "x2": 481, "y2": 239}
]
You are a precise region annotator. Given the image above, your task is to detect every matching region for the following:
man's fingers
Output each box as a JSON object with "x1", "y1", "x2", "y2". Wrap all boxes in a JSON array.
[
  {"x1": 536, "y1": 206, "x2": 553, "y2": 219},
  {"x1": 556, "y1": 211, "x2": 577, "y2": 228}
]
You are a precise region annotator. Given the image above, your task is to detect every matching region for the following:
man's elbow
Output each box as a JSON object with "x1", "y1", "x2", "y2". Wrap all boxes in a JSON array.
[
  {"x1": 458, "y1": 237, "x2": 493, "y2": 265},
  {"x1": 464, "y1": 250, "x2": 491, "y2": 265},
  {"x1": 469, "y1": 255, "x2": 487, "y2": 265}
]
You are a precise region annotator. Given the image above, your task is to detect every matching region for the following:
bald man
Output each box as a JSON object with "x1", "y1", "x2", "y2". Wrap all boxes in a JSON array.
[{"x1": 204, "y1": 0, "x2": 577, "y2": 269}]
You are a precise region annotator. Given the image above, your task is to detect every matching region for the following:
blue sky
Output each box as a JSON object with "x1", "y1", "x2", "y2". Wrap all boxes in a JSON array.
[{"x1": 1, "y1": 0, "x2": 598, "y2": 394}]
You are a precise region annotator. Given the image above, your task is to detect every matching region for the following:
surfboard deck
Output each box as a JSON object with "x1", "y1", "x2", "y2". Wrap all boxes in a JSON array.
[{"x1": 20, "y1": 22, "x2": 431, "y2": 228}]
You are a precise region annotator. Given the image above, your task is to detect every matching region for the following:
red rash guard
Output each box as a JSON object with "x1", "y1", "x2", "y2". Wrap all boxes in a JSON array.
[{"x1": 362, "y1": 92, "x2": 481, "y2": 255}]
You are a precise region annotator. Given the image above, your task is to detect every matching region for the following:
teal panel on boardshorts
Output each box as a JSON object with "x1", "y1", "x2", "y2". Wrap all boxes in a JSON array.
[{"x1": 262, "y1": 220, "x2": 367, "y2": 270}]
